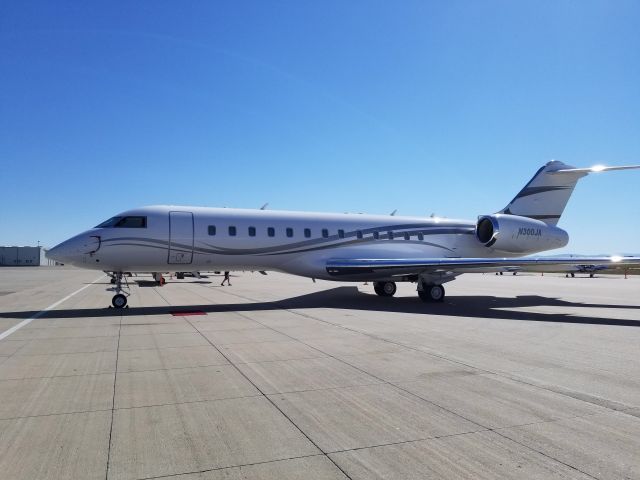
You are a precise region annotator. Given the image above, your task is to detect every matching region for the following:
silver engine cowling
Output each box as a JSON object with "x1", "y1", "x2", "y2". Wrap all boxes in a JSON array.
[{"x1": 476, "y1": 214, "x2": 569, "y2": 254}]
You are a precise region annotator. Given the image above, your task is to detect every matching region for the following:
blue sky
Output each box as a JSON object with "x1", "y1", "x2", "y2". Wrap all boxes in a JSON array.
[{"x1": 1, "y1": 1, "x2": 639, "y2": 253}]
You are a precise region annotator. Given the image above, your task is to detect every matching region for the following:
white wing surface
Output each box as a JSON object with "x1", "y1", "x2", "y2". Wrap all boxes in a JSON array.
[{"x1": 326, "y1": 256, "x2": 640, "y2": 277}]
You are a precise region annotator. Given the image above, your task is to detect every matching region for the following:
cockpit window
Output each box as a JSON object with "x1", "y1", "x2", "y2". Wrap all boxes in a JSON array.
[
  {"x1": 95, "y1": 216, "x2": 122, "y2": 228},
  {"x1": 96, "y1": 216, "x2": 147, "y2": 228}
]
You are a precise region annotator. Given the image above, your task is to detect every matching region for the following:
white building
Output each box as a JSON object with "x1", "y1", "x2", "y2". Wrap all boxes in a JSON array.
[{"x1": 0, "y1": 246, "x2": 54, "y2": 266}]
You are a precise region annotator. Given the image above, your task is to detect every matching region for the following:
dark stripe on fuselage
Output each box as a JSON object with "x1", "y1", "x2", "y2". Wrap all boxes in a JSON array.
[{"x1": 99, "y1": 223, "x2": 474, "y2": 257}]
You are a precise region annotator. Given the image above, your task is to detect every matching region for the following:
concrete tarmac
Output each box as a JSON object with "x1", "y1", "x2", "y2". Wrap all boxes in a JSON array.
[{"x1": 0, "y1": 267, "x2": 639, "y2": 480}]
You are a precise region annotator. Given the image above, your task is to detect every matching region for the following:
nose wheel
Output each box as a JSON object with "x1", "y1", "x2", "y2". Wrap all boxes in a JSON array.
[
  {"x1": 112, "y1": 293, "x2": 127, "y2": 308},
  {"x1": 109, "y1": 272, "x2": 130, "y2": 308}
]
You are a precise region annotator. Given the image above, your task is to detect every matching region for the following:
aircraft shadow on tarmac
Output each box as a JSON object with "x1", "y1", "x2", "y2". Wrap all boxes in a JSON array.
[
  {"x1": 1, "y1": 287, "x2": 639, "y2": 327},
  {"x1": 134, "y1": 280, "x2": 212, "y2": 287}
]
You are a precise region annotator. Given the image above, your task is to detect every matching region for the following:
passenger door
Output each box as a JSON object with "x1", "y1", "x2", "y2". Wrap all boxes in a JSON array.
[{"x1": 168, "y1": 211, "x2": 194, "y2": 264}]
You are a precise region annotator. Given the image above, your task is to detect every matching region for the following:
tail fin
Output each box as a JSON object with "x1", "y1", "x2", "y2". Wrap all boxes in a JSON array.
[{"x1": 500, "y1": 161, "x2": 640, "y2": 225}]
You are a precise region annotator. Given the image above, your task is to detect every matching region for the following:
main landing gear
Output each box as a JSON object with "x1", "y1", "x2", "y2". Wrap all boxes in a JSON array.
[
  {"x1": 110, "y1": 272, "x2": 129, "y2": 309},
  {"x1": 374, "y1": 281, "x2": 397, "y2": 297},
  {"x1": 418, "y1": 283, "x2": 445, "y2": 302},
  {"x1": 372, "y1": 280, "x2": 446, "y2": 302}
]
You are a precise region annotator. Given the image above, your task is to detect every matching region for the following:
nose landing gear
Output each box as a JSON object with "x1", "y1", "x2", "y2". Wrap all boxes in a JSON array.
[{"x1": 109, "y1": 272, "x2": 129, "y2": 308}]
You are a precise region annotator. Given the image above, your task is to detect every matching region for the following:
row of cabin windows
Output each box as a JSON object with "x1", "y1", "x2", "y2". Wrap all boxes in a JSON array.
[{"x1": 207, "y1": 225, "x2": 425, "y2": 241}]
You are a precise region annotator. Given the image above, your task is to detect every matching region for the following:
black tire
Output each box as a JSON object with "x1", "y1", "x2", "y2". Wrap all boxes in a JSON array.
[
  {"x1": 418, "y1": 284, "x2": 445, "y2": 302},
  {"x1": 112, "y1": 294, "x2": 127, "y2": 309},
  {"x1": 176, "y1": 272, "x2": 185, "y2": 280},
  {"x1": 373, "y1": 281, "x2": 396, "y2": 297},
  {"x1": 110, "y1": 277, "x2": 116, "y2": 284}
]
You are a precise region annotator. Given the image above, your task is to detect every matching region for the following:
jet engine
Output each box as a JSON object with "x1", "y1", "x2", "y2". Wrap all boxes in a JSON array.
[{"x1": 476, "y1": 214, "x2": 568, "y2": 254}]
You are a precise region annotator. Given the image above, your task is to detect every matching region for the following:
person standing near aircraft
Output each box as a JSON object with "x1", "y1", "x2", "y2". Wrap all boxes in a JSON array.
[{"x1": 221, "y1": 271, "x2": 231, "y2": 286}]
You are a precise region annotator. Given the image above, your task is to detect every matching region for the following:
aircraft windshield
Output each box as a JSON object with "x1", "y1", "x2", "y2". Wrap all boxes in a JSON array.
[
  {"x1": 95, "y1": 216, "x2": 122, "y2": 228},
  {"x1": 95, "y1": 216, "x2": 147, "y2": 228}
]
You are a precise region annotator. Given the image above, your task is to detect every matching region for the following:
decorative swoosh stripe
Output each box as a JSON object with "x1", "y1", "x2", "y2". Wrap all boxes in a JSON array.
[
  {"x1": 100, "y1": 223, "x2": 475, "y2": 257},
  {"x1": 513, "y1": 185, "x2": 571, "y2": 200}
]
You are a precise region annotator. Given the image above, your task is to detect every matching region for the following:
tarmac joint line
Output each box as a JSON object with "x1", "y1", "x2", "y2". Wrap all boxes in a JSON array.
[{"x1": 0, "y1": 274, "x2": 105, "y2": 341}]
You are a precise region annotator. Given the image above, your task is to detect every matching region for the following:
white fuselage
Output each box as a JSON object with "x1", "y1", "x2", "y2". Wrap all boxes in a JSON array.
[{"x1": 48, "y1": 205, "x2": 568, "y2": 281}]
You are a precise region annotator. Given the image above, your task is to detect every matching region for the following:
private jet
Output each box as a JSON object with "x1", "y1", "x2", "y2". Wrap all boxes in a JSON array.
[{"x1": 47, "y1": 161, "x2": 640, "y2": 308}]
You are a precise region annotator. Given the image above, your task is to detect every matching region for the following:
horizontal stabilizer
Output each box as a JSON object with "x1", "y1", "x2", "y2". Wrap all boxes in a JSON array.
[{"x1": 550, "y1": 165, "x2": 640, "y2": 174}]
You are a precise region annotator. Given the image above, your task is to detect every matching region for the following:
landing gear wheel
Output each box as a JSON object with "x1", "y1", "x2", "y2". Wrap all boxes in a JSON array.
[
  {"x1": 418, "y1": 284, "x2": 445, "y2": 302},
  {"x1": 176, "y1": 272, "x2": 185, "y2": 280},
  {"x1": 110, "y1": 277, "x2": 116, "y2": 284},
  {"x1": 112, "y1": 294, "x2": 127, "y2": 309},
  {"x1": 373, "y1": 281, "x2": 397, "y2": 297}
]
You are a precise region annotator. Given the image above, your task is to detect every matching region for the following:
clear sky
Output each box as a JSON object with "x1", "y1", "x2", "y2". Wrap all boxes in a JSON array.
[{"x1": 1, "y1": 1, "x2": 639, "y2": 253}]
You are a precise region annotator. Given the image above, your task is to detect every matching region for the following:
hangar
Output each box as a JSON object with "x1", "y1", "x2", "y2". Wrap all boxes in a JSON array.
[{"x1": 0, "y1": 246, "x2": 53, "y2": 266}]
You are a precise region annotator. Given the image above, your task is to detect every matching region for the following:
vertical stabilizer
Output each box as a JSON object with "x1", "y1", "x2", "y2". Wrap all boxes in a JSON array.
[
  {"x1": 500, "y1": 161, "x2": 587, "y2": 226},
  {"x1": 500, "y1": 161, "x2": 640, "y2": 225}
]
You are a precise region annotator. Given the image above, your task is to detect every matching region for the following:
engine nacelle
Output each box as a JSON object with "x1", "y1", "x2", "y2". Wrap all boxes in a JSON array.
[{"x1": 476, "y1": 214, "x2": 569, "y2": 254}]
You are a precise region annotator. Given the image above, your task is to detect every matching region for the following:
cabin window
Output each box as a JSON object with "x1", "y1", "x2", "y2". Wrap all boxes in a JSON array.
[
  {"x1": 248, "y1": 226, "x2": 256, "y2": 237},
  {"x1": 373, "y1": 231, "x2": 379, "y2": 240},
  {"x1": 356, "y1": 230, "x2": 363, "y2": 239},
  {"x1": 404, "y1": 232, "x2": 410, "y2": 241},
  {"x1": 96, "y1": 216, "x2": 147, "y2": 228},
  {"x1": 286, "y1": 227, "x2": 294, "y2": 238},
  {"x1": 338, "y1": 229, "x2": 345, "y2": 239},
  {"x1": 229, "y1": 226, "x2": 237, "y2": 236},
  {"x1": 304, "y1": 228, "x2": 311, "y2": 238},
  {"x1": 268, "y1": 227, "x2": 275, "y2": 237},
  {"x1": 388, "y1": 231, "x2": 394, "y2": 240},
  {"x1": 322, "y1": 229, "x2": 329, "y2": 238},
  {"x1": 418, "y1": 233, "x2": 424, "y2": 241},
  {"x1": 208, "y1": 225, "x2": 216, "y2": 236}
]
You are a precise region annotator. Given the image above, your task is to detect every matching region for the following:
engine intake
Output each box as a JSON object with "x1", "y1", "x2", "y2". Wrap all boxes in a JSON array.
[{"x1": 476, "y1": 214, "x2": 568, "y2": 254}]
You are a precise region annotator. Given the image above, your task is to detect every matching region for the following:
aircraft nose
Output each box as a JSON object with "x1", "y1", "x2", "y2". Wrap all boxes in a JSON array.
[
  {"x1": 47, "y1": 241, "x2": 73, "y2": 263},
  {"x1": 47, "y1": 234, "x2": 93, "y2": 264}
]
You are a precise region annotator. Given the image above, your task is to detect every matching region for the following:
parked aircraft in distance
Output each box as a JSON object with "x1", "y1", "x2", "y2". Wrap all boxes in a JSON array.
[{"x1": 48, "y1": 161, "x2": 640, "y2": 308}]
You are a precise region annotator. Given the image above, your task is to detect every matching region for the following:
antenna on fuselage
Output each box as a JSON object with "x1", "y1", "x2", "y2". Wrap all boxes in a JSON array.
[{"x1": 260, "y1": 203, "x2": 269, "y2": 210}]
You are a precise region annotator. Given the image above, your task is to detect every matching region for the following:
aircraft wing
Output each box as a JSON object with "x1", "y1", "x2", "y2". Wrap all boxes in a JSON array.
[{"x1": 326, "y1": 256, "x2": 640, "y2": 277}]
